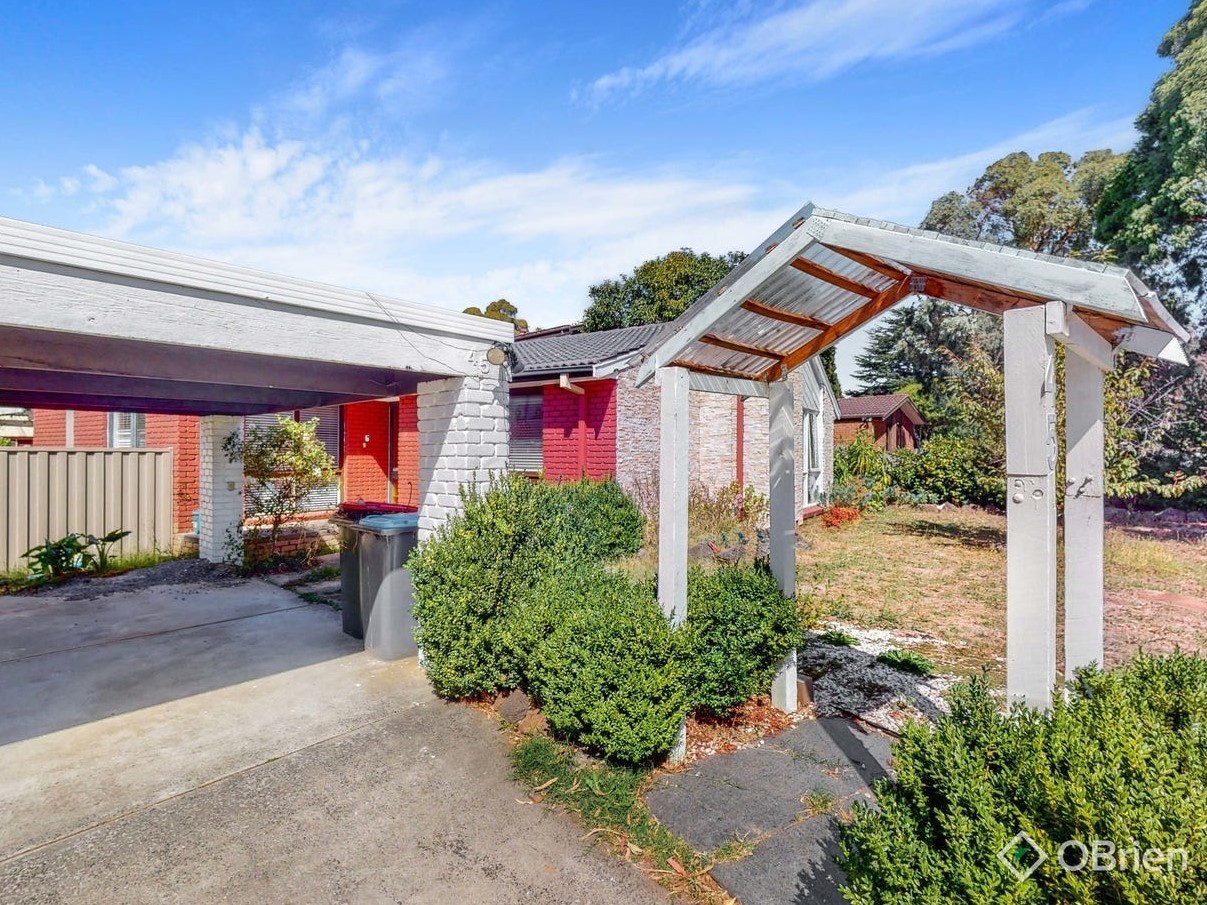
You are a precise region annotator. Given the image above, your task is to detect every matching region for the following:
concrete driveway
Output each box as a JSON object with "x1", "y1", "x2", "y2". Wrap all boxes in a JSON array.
[{"x1": 0, "y1": 564, "x2": 663, "y2": 904}]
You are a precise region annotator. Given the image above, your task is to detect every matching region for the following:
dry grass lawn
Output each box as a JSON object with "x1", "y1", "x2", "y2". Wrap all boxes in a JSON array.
[{"x1": 796, "y1": 506, "x2": 1207, "y2": 683}]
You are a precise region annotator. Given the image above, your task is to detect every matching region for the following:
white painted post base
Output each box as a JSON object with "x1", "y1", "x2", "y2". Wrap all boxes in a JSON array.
[
  {"x1": 1004, "y1": 307, "x2": 1058, "y2": 711},
  {"x1": 198, "y1": 414, "x2": 245, "y2": 565},
  {"x1": 768, "y1": 379, "x2": 798, "y2": 713},
  {"x1": 771, "y1": 649, "x2": 799, "y2": 712}
]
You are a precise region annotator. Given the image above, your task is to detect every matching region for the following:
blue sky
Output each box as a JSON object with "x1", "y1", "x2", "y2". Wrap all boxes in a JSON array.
[{"x1": 0, "y1": 0, "x2": 1185, "y2": 387}]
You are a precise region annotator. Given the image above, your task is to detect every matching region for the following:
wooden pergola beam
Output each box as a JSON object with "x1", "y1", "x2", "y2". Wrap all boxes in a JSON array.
[
  {"x1": 790, "y1": 257, "x2": 880, "y2": 298},
  {"x1": 699, "y1": 334, "x2": 785, "y2": 360},
  {"x1": 823, "y1": 245, "x2": 910, "y2": 282},
  {"x1": 668, "y1": 359, "x2": 769, "y2": 382},
  {"x1": 740, "y1": 299, "x2": 831, "y2": 332},
  {"x1": 771, "y1": 276, "x2": 914, "y2": 375}
]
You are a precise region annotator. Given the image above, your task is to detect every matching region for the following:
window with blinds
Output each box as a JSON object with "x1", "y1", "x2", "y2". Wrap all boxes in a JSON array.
[
  {"x1": 243, "y1": 407, "x2": 342, "y2": 513},
  {"x1": 509, "y1": 392, "x2": 543, "y2": 473},
  {"x1": 108, "y1": 412, "x2": 146, "y2": 448}
]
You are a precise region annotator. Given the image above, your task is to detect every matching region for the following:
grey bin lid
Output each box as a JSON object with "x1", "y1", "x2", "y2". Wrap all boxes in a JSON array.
[{"x1": 356, "y1": 513, "x2": 419, "y2": 535}]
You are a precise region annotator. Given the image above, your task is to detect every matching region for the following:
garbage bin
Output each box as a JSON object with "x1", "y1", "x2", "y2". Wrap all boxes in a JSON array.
[{"x1": 330, "y1": 505, "x2": 419, "y2": 659}]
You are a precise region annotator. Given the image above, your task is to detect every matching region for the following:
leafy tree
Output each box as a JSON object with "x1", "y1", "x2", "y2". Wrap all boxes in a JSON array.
[
  {"x1": 222, "y1": 416, "x2": 338, "y2": 567},
  {"x1": 582, "y1": 248, "x2": 745, "y2": 332},
  {"x1": 1097, "y1": 0, "x2": 1207, "y2": 322},
  {"x1": 464, "y1": 298, "x2": 529, "y2": 334}
]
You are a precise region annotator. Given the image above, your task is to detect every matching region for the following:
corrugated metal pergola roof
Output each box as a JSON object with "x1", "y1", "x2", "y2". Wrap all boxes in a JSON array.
[{"x1": 635, "y1": 203, "x2": 1189, "y2": 386}]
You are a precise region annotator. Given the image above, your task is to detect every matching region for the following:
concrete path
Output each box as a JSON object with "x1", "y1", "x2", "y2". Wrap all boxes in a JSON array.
[
  {"x1": 646, "y1": 718, "x2": 894, "y2": 905},
  {"x1": 0, "y1": 572, "x2": 663, "y2": 904}
]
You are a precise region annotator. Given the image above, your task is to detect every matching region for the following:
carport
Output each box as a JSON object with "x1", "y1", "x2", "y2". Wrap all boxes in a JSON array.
[
  {"x1": 635, "y1": 203, "x2": 1189, "y2": 725},
  {"x1": 0, "y1": 216, "x2": 512, "y2": 559}
]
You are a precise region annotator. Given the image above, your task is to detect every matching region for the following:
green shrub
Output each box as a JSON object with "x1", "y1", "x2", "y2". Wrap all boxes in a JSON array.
[
  {"x1": 890, "y1": 434, "x2": 1003, "y2": 507},
  {"x1": 681, "y1": 563, "x2": 805, "y2": 717},
  {"x1": 875, "y1": 648, "x2": 935, "y2": 676},
  {"x1": 524, "y1": 564, "x2": 688, "y2": 765},
  {"x1": 556, "y1": 477, "x2": 644, "y2": 560},
  {"x1": 410, "y1": 475, "x2": 645, "y2": 700},
  {"x1": 410, "y1": 475, "x2": 563, "y2": 698},
  {"x1": 840, "y1": 654, "x2": 1207, "y2": 903}
]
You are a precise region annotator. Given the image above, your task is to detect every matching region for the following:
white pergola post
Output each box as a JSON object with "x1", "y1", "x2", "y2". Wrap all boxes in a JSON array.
[
  {"x1": 1004, "y1": 306, "x2": 1058, "y2": 711},
  {"x1": 198, "y1": 414, "x2": 245, "y2": 565},
  {"x1": 657, "y1": 366, "x2": 691, "y2": 764},
  {"x1": 768, "y1": 378, "x2": 798, "y2": 712},
  {"x1": 1063, "y1": 348, "x2": 1107, "y2": 677}
]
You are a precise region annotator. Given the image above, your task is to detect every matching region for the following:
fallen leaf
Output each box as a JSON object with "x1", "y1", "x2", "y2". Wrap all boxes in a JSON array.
[
  {"x1": 667, "y1": 857, "x2": 688, "y2": 877},
  {"x1": 532, "y1": 777, "x2": 558, "y2": 792}
]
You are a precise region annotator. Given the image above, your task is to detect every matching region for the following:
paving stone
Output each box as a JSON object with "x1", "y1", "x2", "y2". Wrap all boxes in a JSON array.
[
  {"x1": 711, "y1": 816, "x2": 849, "y2": 905},
  {"x1": 646, "y1": 719, "x2": 892, "y2": 854}
]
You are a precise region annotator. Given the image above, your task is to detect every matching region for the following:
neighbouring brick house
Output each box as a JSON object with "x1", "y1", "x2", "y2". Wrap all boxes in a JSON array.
[
  {"x1": 27, "y1": 322, "x2": 837, "y2": 536},
  {"x1": 509, "y1": 323, "x2": 837, "y2": 515},
  {"x1": 834, "y1": 393, "x2": 925, "y2": 452}
]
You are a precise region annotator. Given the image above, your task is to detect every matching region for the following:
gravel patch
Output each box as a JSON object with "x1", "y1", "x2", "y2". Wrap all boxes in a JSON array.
[
  {"x1": 800, "y1": 621, "x2": 959, "y2": 734},
  {"x1": 12, "y1": 558, "x2": 242, "y2": 600}
]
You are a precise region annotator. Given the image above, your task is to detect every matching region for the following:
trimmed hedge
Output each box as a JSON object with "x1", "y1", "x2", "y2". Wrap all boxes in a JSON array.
[
  {"x1": 522, "y1": 564, "x2": 688, "y2": 765},
  {"x1": 839, "y1": 653, "x2": 1207, "y2": 903},
  {"x1": 683, "y1": 563, "x2": 804, "y2": 717},
  {"x1": 409, "y1": 475, "x2": 559, "y2": 698},
  {"x1": 410, "y1": 475, "x2": 644, "y2": 698}
]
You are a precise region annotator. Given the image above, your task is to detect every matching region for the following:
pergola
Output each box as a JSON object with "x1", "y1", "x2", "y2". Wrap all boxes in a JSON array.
[
  {"x1": 0, "y1": 215, "x2": 513, "y2": 558},
  {"x1": 634, "y1": 203, "x2": 1189, "y2": 720}
]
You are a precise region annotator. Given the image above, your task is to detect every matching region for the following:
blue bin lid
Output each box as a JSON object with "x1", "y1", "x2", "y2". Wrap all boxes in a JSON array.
[{"x1": 358, "y1": 512, "x2": 419, "y2": 532}]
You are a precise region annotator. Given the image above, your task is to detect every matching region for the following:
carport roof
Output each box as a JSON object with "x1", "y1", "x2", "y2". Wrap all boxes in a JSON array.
[
  {"x1": 0, "y1": 216, "x2": 512, "y2": 416},
  {"x1": 635, "y1": 203, "x2": 1189, "y2": 386}
]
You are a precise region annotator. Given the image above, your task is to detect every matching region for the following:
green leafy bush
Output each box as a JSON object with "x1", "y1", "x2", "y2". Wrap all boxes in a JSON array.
[
  {"x1": 524, "y1": 564, "x2": 688, "y2": 764},
  {"x1": 410, "y1": 475, "x2": 645, "y2": 699},
  {"x1": 891, "y1": 434, "x2": 1003, "y2": 507},
  {"x1": 681, "y1": 563, "x2": 805, "y2": 717},
  {"x1": 840, "y1": 654, "x2": 1207, "y2": 903},
  {"x1": 556, "y1": 477, "x2": 644, "y2": 560},
  {"x1": 410, "y1": 475, "x2": 564, "y2": 698}
]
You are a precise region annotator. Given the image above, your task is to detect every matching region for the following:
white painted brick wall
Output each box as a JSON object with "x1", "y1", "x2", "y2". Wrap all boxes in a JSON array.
[
  {"x1": 417, "y1": 362, "x2": 509, "y2": 541},
  {"x1": 198, "y1": 414, "x2": 245, "y2": 564}
]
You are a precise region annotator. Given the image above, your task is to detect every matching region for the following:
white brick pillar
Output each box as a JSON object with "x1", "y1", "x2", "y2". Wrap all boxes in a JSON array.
[
  {"x1": 416, "y1": 360, "x2": 509, "y2": 541},
  {"x1": 199, "y1": 414, "x2": 245, "y2": 565}
]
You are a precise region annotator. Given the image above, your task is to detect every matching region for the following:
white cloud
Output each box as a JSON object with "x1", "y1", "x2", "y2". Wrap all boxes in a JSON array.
[
  {"x1": 586, "y1": 0, "x2": 1028, "y2": 103},
  {"x1": 68, "y1": 126, "x2": 776, "y2": 329}
]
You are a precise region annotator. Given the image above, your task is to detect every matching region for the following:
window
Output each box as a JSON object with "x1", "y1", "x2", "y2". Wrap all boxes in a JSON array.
[
  {"x1": 243, "y1": 407, "x2": 342, "y2": 513},
  {"x1": 509, "y1": 391, "x2": 543, "y2": 473},
  {"x1": 108, "y1": 412, "x2": 145, "y2": 448},
  {"x1": 802, "y1": 405, "x2": 822, "y2": 505}
]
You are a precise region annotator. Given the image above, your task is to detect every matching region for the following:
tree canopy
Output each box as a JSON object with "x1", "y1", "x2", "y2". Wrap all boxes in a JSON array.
[
  {"x1": 582, "y1": 248, "x2": 745, "y2": 332},
  {"x1": 464, "y1": 299, "x2": 528, "y2": 334},
  {"x1": 1097, "y1": 0, "x2": 1207, "y2": 321}
]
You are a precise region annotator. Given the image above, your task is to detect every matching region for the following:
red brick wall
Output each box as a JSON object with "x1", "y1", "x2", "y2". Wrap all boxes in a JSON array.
[
  {"x1": 541, "y1": 379, "x2": 617, "y2": 481},
  {"x1": 74, "y1": 411, "x2": 108, "y2": 447},
  {"x1": 146, "y1": 414, "x2": 200, "y2": 533},
  {"x1": 395, "y1": 396, "x2": 420, "y2": 508},
  {"x1": 342, "y1": 401, "x2": 391, "y2": 502},
  {"x1": 32, "y1": 409, "x2": 67, "y2": 445}
]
